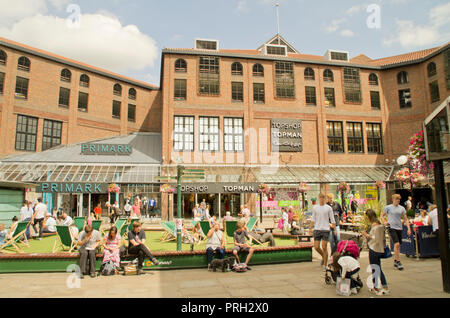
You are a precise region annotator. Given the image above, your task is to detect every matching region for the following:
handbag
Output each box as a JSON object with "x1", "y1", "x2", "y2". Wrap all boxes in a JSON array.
[
  {"x1": 381, "y1": 246, "x2": 392, "y2": 259},
  {"x1": 336, "y1": 277, "x2": 352, "y2": 296}
]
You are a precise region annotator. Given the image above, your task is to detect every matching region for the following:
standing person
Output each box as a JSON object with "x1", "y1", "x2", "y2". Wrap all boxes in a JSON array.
[
  {"x1": 192, "y1": 204, "x2": 199, "y2": 220},
  {"x1": 287, "y1": 207, "x2": 295, "y2": 223},
  {"x1": 77, "y1": 224, "x2": 101, "y2": 279},
  {"x1": 32, "y1": 198, "x2": 48, "y2": 241},
  {"x1": 281, "y1": 208, "x2": 289, "y2": 234},
  {"x1": 124, "y1": 200, "x2": 132, "y2": 217},
  {"x1": 94, "y1": 203, "x2": 102, "y2": 221},
  {"x1": 128, "y1": 221, "x2": 159, "y2": 275},
  {"x1": 381, "y1": 194, "x2": 411, "y2": 271},
  {"x1": 205, "y1": 222, "x2": 226, "y2": 269},
  {"x1": 132, "y1": 200, "x2": 141, "y2": 218},
  {"x1": 149, "y1": 197, "x2": 156, "y2": 217},
  {"x1": 404, "y1": 196, "x2": 413, "y2": 212},
  {"x1": 19, "y1": 201, "x2": 33, "y2": 241},
  {"x1": 427, "y1": 205, "x2": 439, "y2": 233},
  {"x1": 205, "y1": 204, "x2": 211, "y2": 221},
  {"x1": 310, "y1": 193, "x2": 336, "y2": 271},
  {"x1": 110, "y1": 201, "x2": 120, "y2": 224},
  {"x1": 327, "y1": 193, "x2": 343, "y2": 254},
  {"x1": 361, "y1": 209, "x2": 390, "y2": 296}
]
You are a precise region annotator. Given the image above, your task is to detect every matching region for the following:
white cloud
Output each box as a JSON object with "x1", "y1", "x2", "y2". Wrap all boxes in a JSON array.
[
  {"x1": 340, "y1": 29, "x2": 355, "y2": 37},
  {"x1": 384, "y1": 2, "x2": 450, "y2": 48},
  {"x1": 0, "y1": 0, "x2": 69, "y2": 26},
  {"x1": 325, "y1": 18, "x2": 347, "y2": 33},
  {"x1": 0, "y1": 13, "x2": 159, "y2": 73}
]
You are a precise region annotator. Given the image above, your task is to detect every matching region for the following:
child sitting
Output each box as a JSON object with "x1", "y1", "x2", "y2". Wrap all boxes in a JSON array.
[
  {"x1": 331, "y1": 251, "x2": 361, "y2": 295},
  {"x1": 0, "y1": 223, "x2": 7, "y2": 246}
]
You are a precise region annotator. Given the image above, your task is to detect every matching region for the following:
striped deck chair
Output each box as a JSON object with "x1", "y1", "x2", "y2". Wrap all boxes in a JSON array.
[
  {"x1": 246, "y1": 217, "x2": 259, "y2": 232},
  {"x1": 74, "y1": 217, "x2": 86, "y2": 232},
  {"x1": 0, "y1": 221, "x2": 30, "y2": 253},
  {"x1": 160, "y1": 221, "x2": 176, "y2": 242},
  {"x1": 53, "y1": 226, "x2": 77, "y2": 253}
]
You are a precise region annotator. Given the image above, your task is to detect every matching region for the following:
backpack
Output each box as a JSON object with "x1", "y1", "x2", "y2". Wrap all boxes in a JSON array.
[
  {"x1": 232, "y1": 263, "x2": 248, "y2": 273},
  {"x1": 101, "y1": 261, "x2": 116, "y2": 276}
]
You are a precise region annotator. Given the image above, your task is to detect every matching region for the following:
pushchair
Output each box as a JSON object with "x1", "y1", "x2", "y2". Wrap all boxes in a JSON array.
[{"x1": 325, "y1": 236, "x2": 364, "y2": 291}]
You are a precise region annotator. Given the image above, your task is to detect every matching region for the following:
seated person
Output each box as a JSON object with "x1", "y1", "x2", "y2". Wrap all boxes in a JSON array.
[
  {"x1": 174, "y1": 220, "x2": 198, "y2": 244},
  {"x1": 232, "y1": 220, "x2": 255, "y2": 267},
  {"x1": 43, "y1": 215, "x2": 57, "y2": 234},
  {"x1": 290, "y1": 215, "x2": 304, "y2": 235},
  {"x1": 6, "y1": 216, "x2": 19, "y2": 240},
  {"x1": 0, "y1": 223, "x2": 7, "y2": 246},
  {"x1": 102, "y1": 226, "x2": 121, "y2": 274},
  {"x1": 57, "y1": 211, "x2": 73, "y2": 226},
  {"x1": 77, "y1": 224, "x2": 101, "y2": 278},
  {"x1": 193, "y1": 222, "x2": 205, "y2": 241},
  {"x1": 128, "y1": 221, "x2": 159, "y2": 275},
  {"x1": 208, "y1": 215, "x2": 217, "y2": 227},
  {"x1": 70, "y1": 224, "x2": 80, "y2": 240},
  {"x1": 206, "y1": 222, "x2": 226, "y2": 268},
  {"x1": 248, "y1": 227, "x2": 276, "y2": 247},
  {"x1": 414, "y1": 209, "x2": 429, "y2": 226}
]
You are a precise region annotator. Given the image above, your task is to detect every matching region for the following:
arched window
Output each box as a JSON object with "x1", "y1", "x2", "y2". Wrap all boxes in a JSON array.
[
  {"x1": 323, "y1": 69, "x2": 334, "y2": 82},
  {"x1": 113, "y1": 84, "x2": 122, "y2": 96},
  {"x1": 427, "y1": 62, "x2": 437, "y2": 77},
  {"x1": 80, "y1": 74, "x2": 90, "y2": 87},
  {"x1": 129, "y1": 88, "x2": 137, "y2": 100},
  {"x1": 0, "y1": 50, "x2": 6, "y2": 65},
  {"x1": 231, "y1": 62, "x2": 243, "y2": 76},
  {"x1": 18, "y1": 56, "x2": 31, "y2": 71},
  {"x1": 369, "y1": 73, "x2": 379, "y2": 86},
  {"x1": 61, "y1": 69, "x2": 72, "y2": 82},
  {"x1": 304, "y1": 67, "x2": 315, "y2": 80},
  {"x1": 175, "y1": 59, "x2": 187, "y2": 73},
  {"x1": 397, "y1": 71, "x2": 409, "y2": 85},
  {"x1": 253, "y1": 64, "x2": 264, "y2": 77}
]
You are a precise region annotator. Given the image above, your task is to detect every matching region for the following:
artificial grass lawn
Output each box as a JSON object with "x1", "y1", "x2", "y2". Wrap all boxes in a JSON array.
[{"x1": 2, "y1": 231, "x2": 298, "y2": 254}]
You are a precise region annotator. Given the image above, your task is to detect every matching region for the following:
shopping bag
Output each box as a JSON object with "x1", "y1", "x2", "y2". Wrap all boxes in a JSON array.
[{"x1": 336, "y1": 277, "x2": 352, "y2": 296}]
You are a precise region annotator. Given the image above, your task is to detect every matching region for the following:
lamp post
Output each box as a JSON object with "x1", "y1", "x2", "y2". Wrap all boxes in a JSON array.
[{"x1": 176, "y1": 160, "x2": 184, "y2": 252}]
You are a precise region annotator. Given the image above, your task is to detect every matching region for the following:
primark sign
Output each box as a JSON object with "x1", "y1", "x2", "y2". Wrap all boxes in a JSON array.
[
  {"x1": 37, "y1": 183, "x2": 108, "y2": 194},
  {"x1": 81, "y1": 143, "x2": 133, "y2": 156},
  {"x1": 271, "y1": 119, "x2": 303, "y2": 152}
]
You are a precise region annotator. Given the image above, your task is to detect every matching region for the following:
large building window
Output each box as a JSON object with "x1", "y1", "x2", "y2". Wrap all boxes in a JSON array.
[
  {"x1": 128, "y1": 104, "x2": 136, "y2": 122},
  {"x1": 305, "y1": 86, "x2": 316, "y2": 105},
  {"x1": 275, "y1": 61, "x2": 295, "y2": 98},
  {"x1": 399, "y1": 89, "x2": 412, "y2": 108},
  {"x1": 42, "y1": 119, "x2": 62, "y2": 151},
  {"x1": 253, "y1": 83, "x2": 265, "y2": 104},
  {"x1": 112, "y1": 101, "x2": 121, "y2": 119},
  {"x1": 232, "y1": 82, "x2": 243, "y2": 102},
  {"x1": 343, "y1": 67, "x2": 362, "y2": 103},
  {"x1": 0, "y1": 50, "x2": 6, "y2": 65},
  {"x1": 18, "y1": 56, "x2": 30, "y2": 72},
  {"x1": 173, "y1": 116, "x2": 194, "y2": 151},
  {"x1": 324, "y1": 87, "x2": 335, "y2": 107},
  {"x1": 347, "y1": 122, "x2": 364, "y2": 153},
  {"x1": 367, "y1": 123, "x2": 383, "y2": 154},
  {"x1": 370, "y1": 91, "x2": 381, "y2": 109},
  {"x1": 397, "y1": 71, "x2": 409, "y2": 85},
  {"x1": 80, "y1": 74, "x2": 90, "y2": 88},
  {"x1": 429, "y1": 81, "x2": 440, "y2": 103},
  {"x1": 231, "y1": 62, "x2": 243, "y2": 76},
  {"x1": 304, "y1": 67, "x2": 315, "y2": 80},
  {"x1": 175, "y1": 59, "x2": 187, "y2": 73},
  {"x1": 61, "y1": 69, "x2": 71, "y2": 82},
  {"x1": 113, "y1": 84, "x2": 122, "y2": 96},
  {"x1": 15, "y1": 115, "x2": 38, "y2": 152},
  {"x1": 129, "y1": 88, "x2": 137, "y2": 100},
  {"x1": 174, "y1": 79, "x2": 187, "y2": 100},
  {"x1": 327, "y1": 121, "x2": 344, "y2": 153},
  {"x1": 0, "y1": 72, "x2": 4, "y2": 94},
  {"x1": 199, "y1": 117, "x2": 219, "y2": 152},
  {"x1": 58, "y1": 87, "x2": 70, "y2": 108},
  {"x1": 369, "y1": 73, "x2": 379, "y2": 86},
  {"x1": 78, "y1": 92, "x2": 88, "y2": 112},
  {"x1": 224, "y1": 117, "x2": 244, "y2": 152},
  {"x1": 323, "y1": 69, "x2": 334, "y2": 82},
  {"x1": 15, "y1": 76, "x2": 29, "y2": 99},
  {"x1": 445, "y1": 49, "x2": 450, "y2": 90},
  {"x1": 199, "y1": 56, "x2": 220, "y2": 95},
  {"x1": 427, "y1": 62, "x2": 437, "y2": 78},
  {"x1": 253, "y1": 64, "x2": 264, "y2": 77}
]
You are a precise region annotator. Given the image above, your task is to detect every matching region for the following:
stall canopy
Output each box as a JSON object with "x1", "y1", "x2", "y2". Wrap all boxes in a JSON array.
[{"x1": 0, "y1": 133, "x2": 162, "y2": 184}]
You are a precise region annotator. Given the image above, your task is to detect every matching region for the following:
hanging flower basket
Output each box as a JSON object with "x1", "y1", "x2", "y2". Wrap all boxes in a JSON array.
[
  {"x1": 338, "y1": 182, "x2": 350, "y2": 194},
  {"x1": 160, "y1": 184, "x2": 175, "y2": 193},
  {"x1": 258, "y1": 183, "x2": 271, "y2": 195},
  {"x1": 375, "y1": 181, "x2": 386, "y2": 189},
  {"x1": 108, "y1": 183, "x2": 121, "y2": 194},
  {"x1": 395, "y1": 168, "x2": 411, "y2": 183},
  {"x1": 298, "y1": 182, "x2": 311, "y2": 193}
]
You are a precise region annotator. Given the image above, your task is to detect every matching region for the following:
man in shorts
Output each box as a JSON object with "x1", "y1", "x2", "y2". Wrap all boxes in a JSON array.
[
  {"x1": 232, "y1": 220, "x2": 254, "y2": 268},
  {"x1": 381, "y1": 194, "x2": 411, "y2": 271},
  {"x1": 310, "y1": 193, "x2": 336, "y2": 271}
]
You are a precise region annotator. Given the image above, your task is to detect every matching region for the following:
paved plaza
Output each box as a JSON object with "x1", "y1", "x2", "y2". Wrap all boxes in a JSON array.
[{"x1": 1, "y1": 248, "x2": 448, "y2": 298}]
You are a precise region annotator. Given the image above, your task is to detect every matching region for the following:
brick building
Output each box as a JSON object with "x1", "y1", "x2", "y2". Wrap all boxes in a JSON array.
[{"x1": 0, "y1": 35, "x2": 449, "y2": 221}]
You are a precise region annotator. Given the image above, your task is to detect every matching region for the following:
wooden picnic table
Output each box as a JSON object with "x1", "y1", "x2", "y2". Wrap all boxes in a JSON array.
[{"x1": 340, "y1": 223, "x2": 361, "y2": 232}]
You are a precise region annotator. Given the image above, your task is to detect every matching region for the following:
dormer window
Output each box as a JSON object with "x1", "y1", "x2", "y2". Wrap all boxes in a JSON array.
[
  {"x1": 195, "y1": 39, "x2": 219, "y2": 51},
  {"x1": 265, "y1": 44, "x2": 287, "y2": 56}
]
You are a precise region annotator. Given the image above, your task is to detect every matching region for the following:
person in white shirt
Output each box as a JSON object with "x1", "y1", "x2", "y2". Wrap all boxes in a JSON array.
[
  {"x1": 332, "y1": 253, "x2": 361, "y2": 295},
  {"x1": 57, "y1": 211, "x2": 73, "y2": 227},
  {"x1": 20, "y1": 200, "x2": 33, "y2": 240},
  {"x1": 43, "y1": 215, "x2": 56, "y2": 233},
  {"x1": 427, "y1": 206, "x2": 439, "y2": 233},
  {"x1": 124, "y1": 200, "x2": 132, "y2": 217},
  {"x1": 310, "y1": 193, "x2": 336, "y2": 271},
  {"x1": 32, "y1": 198, "x2": 48, "y2": 240},
  {"x1": 281, "y1": 208, "x2": 289, "y2": 234}
]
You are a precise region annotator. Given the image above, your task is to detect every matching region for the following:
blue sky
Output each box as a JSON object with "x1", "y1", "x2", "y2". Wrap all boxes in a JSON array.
[{"x1": 0, "y1": 0, "x2": 448, "y2": 86}]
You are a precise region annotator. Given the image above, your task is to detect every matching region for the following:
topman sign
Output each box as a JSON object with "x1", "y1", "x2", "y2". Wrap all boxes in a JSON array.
[
  {"x1": 271, "y1": 119, "x2": 303, "y2": 152},
  {"x1": 180, "y1": 183, "x2": 260, "y2": 194},
  {"x1": 81, "y1": 144, "x2": 133, "y2": 156}
]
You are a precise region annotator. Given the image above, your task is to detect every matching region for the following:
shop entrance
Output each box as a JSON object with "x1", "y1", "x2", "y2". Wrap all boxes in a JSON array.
[{"x1": 174, "y1": 193, "x2": 242, "y2": 219}]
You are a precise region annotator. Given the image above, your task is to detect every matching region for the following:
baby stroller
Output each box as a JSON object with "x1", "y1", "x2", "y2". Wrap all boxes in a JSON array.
[{"x1": 325, "y1": 237, "x2": 363, "y2": 291}]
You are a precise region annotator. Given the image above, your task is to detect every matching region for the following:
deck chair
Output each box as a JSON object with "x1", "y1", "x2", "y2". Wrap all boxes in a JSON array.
[
  {"x1": 199, "y1": 221, "x2": 211, "y2": 238},
  {"x1": 246, "y1": 217, "x2": 259, "y2": 232},
  {"x1": 74, "y1": 217, "x2": 86, "y2": 232},
  {"x1": 160, "y1": 221, "x2": 176, "y2": 242},
  {"x1": 0, "y1": 221, "x2": 30, "y2": 253},
  {"x1": 114, "y1": 218, "x2": 128, "y2": 237},
  {"x1": 53, "y1": 226, "x2": 77, "y2": 253},
  {"x1": 225, "y1": 221, "x2": 238, "y2": 238}
]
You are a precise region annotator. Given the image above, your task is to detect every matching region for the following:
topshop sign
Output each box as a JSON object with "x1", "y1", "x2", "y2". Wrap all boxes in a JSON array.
[{"x1": 271, "y1": 119, "x2": 303, "y2": 152}]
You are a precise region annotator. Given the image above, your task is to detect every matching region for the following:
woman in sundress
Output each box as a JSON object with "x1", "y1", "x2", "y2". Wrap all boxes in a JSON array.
[{"x1": 102, "y1": 226, "x2": 121, "y2": 273}]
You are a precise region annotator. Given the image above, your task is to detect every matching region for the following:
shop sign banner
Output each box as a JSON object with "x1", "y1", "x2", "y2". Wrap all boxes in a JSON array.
[
  {"x1": 179, "y1": 183, "x2": 260, "y2": 194},
  {"x1": 417, "y1": 226, "x2": 440, "y2": 257},
  {"x1": 271, "y1": 119, "x2": 303, "y2": 153},
  {"x1": 81, "y1": 144, "x2": 132, "y2": 156},
  {"x1": 37, "y1": 183, "x2": 108, "y2": 194}
]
